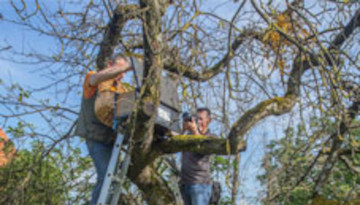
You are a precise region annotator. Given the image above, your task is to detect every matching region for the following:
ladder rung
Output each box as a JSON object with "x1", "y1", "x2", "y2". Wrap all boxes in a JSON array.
[
  {"x1": 105, "y1": 173, "x2": 122, "y2": 183},
  {"x1": 111, "y1": 176, "x2": 122, "y2": 183}
]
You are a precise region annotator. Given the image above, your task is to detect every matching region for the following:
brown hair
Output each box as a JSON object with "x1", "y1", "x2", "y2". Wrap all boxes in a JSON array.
[{"x1": 197, "y1": 107, "x2": 211, "y2": 117}]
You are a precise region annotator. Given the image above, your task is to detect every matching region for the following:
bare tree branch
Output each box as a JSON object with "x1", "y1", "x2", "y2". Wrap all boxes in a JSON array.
[
  {"x1": 96, "y1": 4, "x2": 140, "y2": 69},
  {"x1": 163, "y1": 29, "x2": 262, "y2": 81}
]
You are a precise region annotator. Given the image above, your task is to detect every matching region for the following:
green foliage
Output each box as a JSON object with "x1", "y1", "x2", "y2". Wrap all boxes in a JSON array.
[
  {"x1": 9, "y1": 83, "x2": 31, "y2": 103},
  {"x1": 6, "y1": 122, "x2": 27, "y2": 138},
  {"x1": 258, "y1": 117, "x2": 360, "y2": 205},
  {"x1": 212, "y1": 156, "x2": 229, "y2": 173},
  {"x1": 219, "y1": 195, "x2": 232, "y2": 205},
  {"x1": 0, "y1": 141, "x2": 93, "y2": 205}
]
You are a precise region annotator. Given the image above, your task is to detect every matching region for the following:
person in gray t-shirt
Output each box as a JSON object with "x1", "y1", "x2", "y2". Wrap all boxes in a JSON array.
[{"x1": 180, "y1": 107, "x2": 216, "y2": 205}]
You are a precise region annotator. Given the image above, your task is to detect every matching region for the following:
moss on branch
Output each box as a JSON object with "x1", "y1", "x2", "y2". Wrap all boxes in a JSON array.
[{"x1": 155, "y1": 135, "x2": 246, "y2": 155}]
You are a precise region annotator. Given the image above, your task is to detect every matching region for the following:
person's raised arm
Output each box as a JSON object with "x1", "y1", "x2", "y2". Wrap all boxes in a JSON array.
[{"x1": 89, "y1": 60, "x2": 132, "y2": 86}]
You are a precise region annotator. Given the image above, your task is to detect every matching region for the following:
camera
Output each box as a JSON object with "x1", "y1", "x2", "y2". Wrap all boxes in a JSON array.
[{"x1": 182, "y1": 112, "x2": 197, "y2": 122}]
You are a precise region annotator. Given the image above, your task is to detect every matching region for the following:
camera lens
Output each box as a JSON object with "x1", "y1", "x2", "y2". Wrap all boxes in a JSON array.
[{"x1": 182, "y1": 112, "x2": 193, "y2": 122}]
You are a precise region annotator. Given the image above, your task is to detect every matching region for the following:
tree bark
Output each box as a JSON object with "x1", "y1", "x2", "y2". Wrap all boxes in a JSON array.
[
  {"x1": 129, "y1": 166, "x2": 176, "y2": 205},
  {"x1": 125, "y1": 0, "x2": 176, "y2": 204},
  {"x1": 96, "y1": 4, "x2": 139, "y2": 69}
]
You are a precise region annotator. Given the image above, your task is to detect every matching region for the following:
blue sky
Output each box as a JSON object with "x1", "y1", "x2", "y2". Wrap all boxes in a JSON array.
[{"x1": 0, "y1": 1, "x2": 307, "y2": 204}]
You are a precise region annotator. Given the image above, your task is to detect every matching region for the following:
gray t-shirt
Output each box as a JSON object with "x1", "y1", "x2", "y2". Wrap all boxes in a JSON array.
[{"x1": 181, "y1": 131, "x2": 216, "y2": 184}]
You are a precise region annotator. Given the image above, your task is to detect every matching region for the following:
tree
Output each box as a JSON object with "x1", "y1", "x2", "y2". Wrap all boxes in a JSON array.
[
  {"x1": 0, "y1": 141, "x2": 93, "y2": 205},
  {"x1": 1, "y1": 0, "x2": 360, "y2": 204},
  {"x1": 258, "y1": 116, "x2": 360, "y2": 205}
]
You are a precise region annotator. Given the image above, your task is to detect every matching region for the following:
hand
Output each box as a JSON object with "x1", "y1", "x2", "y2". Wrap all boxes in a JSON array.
[
  {"x1": 185, "y1": 118, "x2": 199, "y2": 135},
  {"x1": 124, "y1": 60, "x2": 133, "y2": 72},
  {"x1": 122, "y1": 57, "x2": 134, "y2": 72},
  {"x1": 111, "y1": 59, "x2": 132, "y2": 72},
  {"x1": 127, "y1": 57, "x2": 135, "y2": 71}
]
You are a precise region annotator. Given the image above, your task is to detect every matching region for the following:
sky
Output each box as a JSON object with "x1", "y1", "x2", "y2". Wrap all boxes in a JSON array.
[{"x1": 0, "y1": 1, "x2": 306, "y2": 204}]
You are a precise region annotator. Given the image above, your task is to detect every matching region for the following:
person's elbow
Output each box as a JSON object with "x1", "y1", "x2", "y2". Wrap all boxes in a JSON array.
[{"x1": 88, "y1": 74, "x2": 100, "y2": 86}]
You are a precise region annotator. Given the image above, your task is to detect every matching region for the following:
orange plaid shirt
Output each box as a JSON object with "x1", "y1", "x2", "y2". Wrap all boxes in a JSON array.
[
  {"x1": 83, "y1": 71, "x2": 97, "y2": 99},
  {"x1": 83, "y1": 71, "x2": 129, "y2": 99}
]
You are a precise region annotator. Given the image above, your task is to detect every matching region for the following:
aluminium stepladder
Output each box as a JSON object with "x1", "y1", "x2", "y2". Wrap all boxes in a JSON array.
[{"x1": 96, "y1": 111, "x2": 131, "y2": 205}]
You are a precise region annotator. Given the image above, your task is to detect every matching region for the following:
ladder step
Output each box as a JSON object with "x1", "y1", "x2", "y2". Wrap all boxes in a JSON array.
[
  {"x1": 111, "y1": 176, "x2": 122, "y2": 183},
  {"x1": 104, "y1": 173, "x2": 122, "y2": 183}
]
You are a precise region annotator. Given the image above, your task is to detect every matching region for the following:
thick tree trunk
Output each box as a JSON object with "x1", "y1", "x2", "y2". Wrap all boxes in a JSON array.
[
  {"x1": 129, "y1": 165, "x2": 176, "y2": 205},
  {"x1": 125, "y1": 1, "x2": 177, "y2": 204}
]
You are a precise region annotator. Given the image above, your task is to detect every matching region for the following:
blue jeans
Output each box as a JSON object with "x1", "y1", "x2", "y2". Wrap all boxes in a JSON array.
[
  {"x1": 180, "y1": 184, "x2": 212, "y2": 205},
  {"x1": 86, "y1": 139, "x2": 113, "y2": 205}
]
